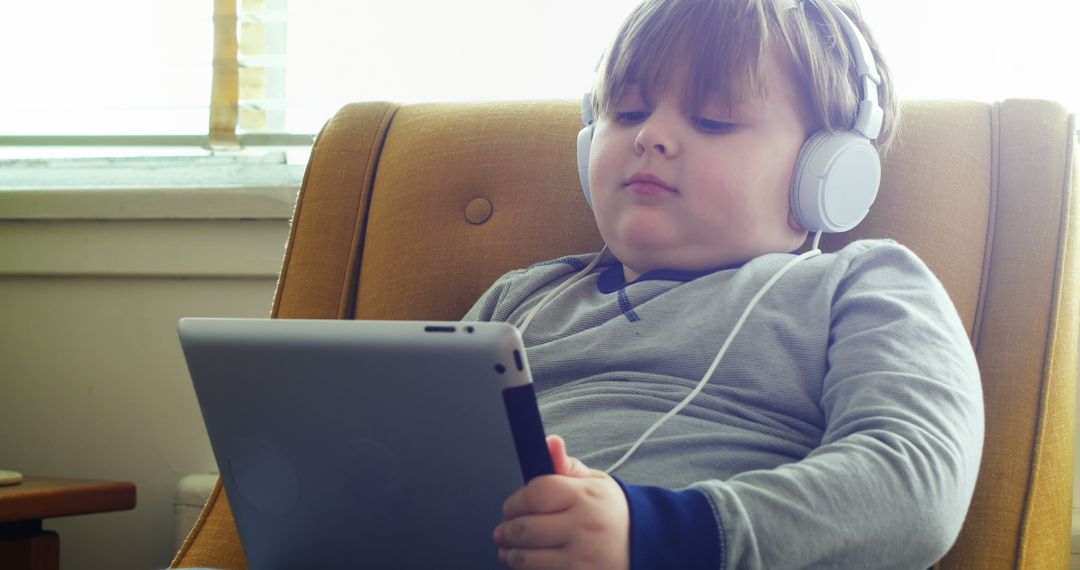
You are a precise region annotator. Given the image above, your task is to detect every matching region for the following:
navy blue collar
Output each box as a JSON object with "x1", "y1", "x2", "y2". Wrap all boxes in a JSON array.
[{"x1": 596, "y1": 261, "x2": 742, "y2": 293}]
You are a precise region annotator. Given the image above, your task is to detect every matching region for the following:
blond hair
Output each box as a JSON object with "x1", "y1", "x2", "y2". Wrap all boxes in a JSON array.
[{"x1": 592, "y1": 0, "x2": 899, "y2": 155}]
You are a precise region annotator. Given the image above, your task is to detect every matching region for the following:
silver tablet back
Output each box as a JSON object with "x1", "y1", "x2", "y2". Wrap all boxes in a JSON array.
[{"x1": 178, "y1": 318, "x2": 551, "y2": 570}]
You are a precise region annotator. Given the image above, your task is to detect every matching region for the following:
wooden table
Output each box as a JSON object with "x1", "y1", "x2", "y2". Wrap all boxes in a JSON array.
[{"x1": 0, "y1": 477, "x2": 137, "y2": 570}]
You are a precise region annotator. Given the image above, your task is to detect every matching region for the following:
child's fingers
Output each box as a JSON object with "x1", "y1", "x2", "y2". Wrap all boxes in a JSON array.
[
  {"x1": 546, "y1": 434, "x2": 569, "y2": 474},
  {"x1": 503, "y1": 476, "x2": 577, "y2": 519},
  {"x1": 562, "y1": 456, "x2": 590, "y2": 478},
  {"x1": 544, "y1": 433, "x2": 570, "y2": 475},
  {"x1": 498, "y1": 546, "x2": 566, "y2": 570},
  {"x1": 546, "y1": 434, "x2": 590, "y2": 478},
  {"x1": 493, "y1": 513, "x2": 571, "y2": 549}
]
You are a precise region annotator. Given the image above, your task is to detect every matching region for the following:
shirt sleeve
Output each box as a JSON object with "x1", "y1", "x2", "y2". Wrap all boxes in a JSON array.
[
  {"x1": 461, "y1": 269, "x2": 522, "y2": 321},
  {"x1": 614, "y1": 478, "x2": 723, "y2": 570},
  {"x1": 690, "y1": 243, "x2": 984, "y2": 569}
]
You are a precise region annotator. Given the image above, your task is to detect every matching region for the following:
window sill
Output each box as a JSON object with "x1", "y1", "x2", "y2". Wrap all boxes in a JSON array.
[
  {"x1": 0, "y1": 151, "x2": 306, "y2": 277},
  {"x1": 0, "y1": 185, "x2": 301, "y2": 220},
  {"x1": 0, "y1": 150, "x2": 307, "y2": 220}
]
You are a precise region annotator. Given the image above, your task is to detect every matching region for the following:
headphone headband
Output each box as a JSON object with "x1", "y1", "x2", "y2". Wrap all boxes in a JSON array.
[{"x1": 818, "y1": 1, "x2": 883, "y2": 139}]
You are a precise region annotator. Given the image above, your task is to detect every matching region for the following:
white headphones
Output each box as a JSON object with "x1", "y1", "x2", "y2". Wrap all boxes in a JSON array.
[{"x1": 576, "y1": 0, "x2": 884, "y2": 234}]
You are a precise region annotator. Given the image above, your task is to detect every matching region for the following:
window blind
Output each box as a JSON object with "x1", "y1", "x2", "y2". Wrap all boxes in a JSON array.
[
  {"x1": 237, "y1": 0, "x2": 287, "y2": 134},
  {"x1": 209, "y1": 0, "x2": 239, "y2": 149}
]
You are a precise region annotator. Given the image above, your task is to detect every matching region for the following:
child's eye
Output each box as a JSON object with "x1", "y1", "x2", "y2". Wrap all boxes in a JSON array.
[
  {"x1": 694, "y1": 117, "x2": 736, "y2": 133},
  {"x1": 615, "y1": 111, "x2": 649, "y2": 124}
]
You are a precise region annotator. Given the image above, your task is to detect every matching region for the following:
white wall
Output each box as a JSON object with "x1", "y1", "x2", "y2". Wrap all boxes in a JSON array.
[{"x1": 0, "y1": 176, "x2": 298, "y2": 570}]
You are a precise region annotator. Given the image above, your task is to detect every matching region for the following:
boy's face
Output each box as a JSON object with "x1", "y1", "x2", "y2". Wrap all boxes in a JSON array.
[{"x1": 588, "y1": 50, "x2": 813, "y2": 281}]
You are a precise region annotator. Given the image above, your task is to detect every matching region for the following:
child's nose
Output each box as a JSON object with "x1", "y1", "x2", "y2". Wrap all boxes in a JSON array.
[
  {"x1": 638, "y1": 139, "x2": 669, "y2": 155},
  {"x1": 634, "y1": 115, "x2": 679, "y2": 157}
]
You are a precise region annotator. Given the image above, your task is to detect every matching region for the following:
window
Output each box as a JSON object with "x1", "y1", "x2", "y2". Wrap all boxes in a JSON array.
[
  {"x1": 860, "y1": 0, "x2": 1079, "y2": 111},
  {"x1": 0, "y1": 1, "x2": 1076, "y2": 138},
  {"x1": 0, "y1": 1, "x2": 211, "y2": 136}
]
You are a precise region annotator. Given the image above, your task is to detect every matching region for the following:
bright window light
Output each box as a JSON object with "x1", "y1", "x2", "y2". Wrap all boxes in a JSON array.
[
  {"x1": 0, "y1": 1, "x2": 1076, "y2": 137},
  {"x1": 860, "y1": 0, "x2": 1079, "y2": 108},
  {"x1": 281, "y1": 0, "x2": 641, "y2": 132},
  {"x1": 0, "y1": 1, "x2": 210, "y2": 136}
]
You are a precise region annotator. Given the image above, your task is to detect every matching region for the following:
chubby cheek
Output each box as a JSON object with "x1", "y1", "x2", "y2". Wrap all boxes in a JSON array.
[
  {"x1": 771, "y1": 169, "x2": 809, "y2": 245},
  {"x1": 773, "y1": 151, "x2": 809, "y2": 238},
  {"x1": 586, "y1": 124, "x2": 620, "y2": 198},
  {"x1": 585, "y1": 125, "x2": 625, "y2": 228},
  {"x1": 748, "y1": 140, "x2": 798, "y2": 209},
  {"x1": 731, "y1": 160, "x2": 805, "y2": 244}
]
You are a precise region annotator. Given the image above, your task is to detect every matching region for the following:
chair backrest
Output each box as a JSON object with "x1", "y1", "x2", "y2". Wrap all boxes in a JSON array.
[{"x1": 172, "y1": 99, "x2": 1078, "y2": 569}]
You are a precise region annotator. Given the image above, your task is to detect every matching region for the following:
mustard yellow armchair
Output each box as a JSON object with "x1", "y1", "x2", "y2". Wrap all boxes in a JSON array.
[{"x1": 172, "y1": 99, "x2": 1077, "y2": 568}]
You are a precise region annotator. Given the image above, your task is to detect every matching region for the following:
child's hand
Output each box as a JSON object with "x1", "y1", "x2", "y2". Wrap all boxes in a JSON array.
[{"x1": 493, "y1": 435, "x2": 630, "y2": 570}]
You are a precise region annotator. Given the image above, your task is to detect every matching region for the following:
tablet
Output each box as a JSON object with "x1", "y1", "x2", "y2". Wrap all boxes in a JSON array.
[{"x1": 178, "y1": 318, "x2": 554, "y2": 570}]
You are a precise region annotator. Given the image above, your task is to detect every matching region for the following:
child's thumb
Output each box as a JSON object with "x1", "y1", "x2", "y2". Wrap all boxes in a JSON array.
[{"x1": 546, "y1": 434, "x2": 590, "y2": 477}]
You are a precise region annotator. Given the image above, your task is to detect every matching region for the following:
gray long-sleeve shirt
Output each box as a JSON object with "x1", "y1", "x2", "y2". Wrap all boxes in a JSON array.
[{"x1": 464, "y1": 239, "x2": 983, "y2": 569}]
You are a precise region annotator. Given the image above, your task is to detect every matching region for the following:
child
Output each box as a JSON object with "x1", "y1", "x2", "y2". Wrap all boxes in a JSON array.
[{"x1": 469, "y1": 0, "x2": 983, "y2": 568}]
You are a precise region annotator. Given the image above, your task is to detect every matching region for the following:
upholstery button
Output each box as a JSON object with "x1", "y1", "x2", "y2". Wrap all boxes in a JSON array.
[{"x1": 465, "y1": 197, "x2": 493, "y2": 225}]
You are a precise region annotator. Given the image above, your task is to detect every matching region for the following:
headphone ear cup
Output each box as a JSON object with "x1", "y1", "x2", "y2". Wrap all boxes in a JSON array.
[
  {"x1": 790, "y1": 130, "x2": 881, "y2": 233},
  {"x1": 576, "y1": 124, "x2": 595, "y2": 208}
]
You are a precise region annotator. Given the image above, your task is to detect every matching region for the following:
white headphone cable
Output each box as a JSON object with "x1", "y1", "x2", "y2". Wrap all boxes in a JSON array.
[
  {"x1": 604, "y1": 239, "x2": 823, "y2": 474},
  {"x1": 512, "y1": 236, "x2": 824, "y2": 475}
]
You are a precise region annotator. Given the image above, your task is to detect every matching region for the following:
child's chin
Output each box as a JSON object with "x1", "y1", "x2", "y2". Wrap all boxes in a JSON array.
[{"x1": 609, "y1": 212, "x2": 682, "y2": 243}]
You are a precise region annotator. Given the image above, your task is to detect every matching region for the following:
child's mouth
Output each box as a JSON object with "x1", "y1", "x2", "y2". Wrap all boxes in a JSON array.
[{"x1": 625, "y1": 172, "x2": 678, "y2": 197}]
